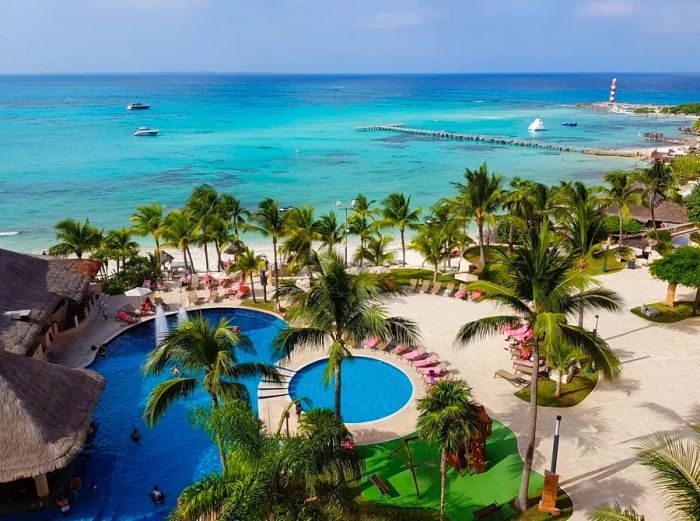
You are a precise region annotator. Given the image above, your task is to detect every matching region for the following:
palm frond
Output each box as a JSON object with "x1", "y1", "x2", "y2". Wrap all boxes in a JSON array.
[
  {"x1": 143, "y1": 377, "x2": 198, "y2": 427},
  {"x1": 454, "y1": 315, "x2": 522, "y2": 347},
  {"x1": 273, "y1": 327, "x2": 328, "y2": 359},
  {"x1": 588, "y1": 502, "x2": 645, "y2": 521}
]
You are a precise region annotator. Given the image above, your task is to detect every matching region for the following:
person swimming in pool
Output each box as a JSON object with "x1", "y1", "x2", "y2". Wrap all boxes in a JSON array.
[
  {"x1": 130, "y1": 428, "x2": 141, "y2": 442},
  {"x1": 149, "y1": 485, "x2": 165, "y2": 504}
]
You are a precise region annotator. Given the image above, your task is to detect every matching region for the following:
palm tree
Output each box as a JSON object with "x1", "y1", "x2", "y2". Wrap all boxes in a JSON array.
[
  {"x1": 188, "y1": 185, "x2": 220, "y2": 272},
  {"x1": 274, "y1": 251, "x2": 419, "y2": 420},
  {"x1": 142, "y1": 316, "x2": 280, "y2": 471},
  {"x1": 244, "y1": 198, "x2": 288, "y2": 299},
  {"x1": 349, "y1": 214, "x2": 375, "y2": 267},
  {"x1": 159, "y1": 210, "x2": 198, "y2": 271},
  {"x1": 598, "y1": 171, "x2": 642, "y2": 248},
  {"x1": 416, "y1": 380, "x2": 481, "y2": 521},
  {"x1": 410, "y1": 225, "x2": 449, "y2": 281},
  {"x1": 103, "y1": 227, "x2": 140, "y2": 275},
  {"x1": 558, "y1": 201, "x2": 609, "y2": 326},
  {"x1": 502, "y1": 177, "x2": 539, "y2": 253},
  {"x1": 317, "y1": 211, "x2": 343, "y2": 253},
  {"x1": 452, "y1": 163, "x2": 502, "y2": 266},
  {"x1": 590, "y1": 426, "x2": 700, "y2": 521},
  {"x1": 634, "y1": 161, "x2": 681, "y2": 235},
  {"x1": 282, "y1": 205, "x2": 320, "y2": 274},
  {"x1": 129, "y1": 203, "x2": 164, "y2": 253},
  {"x1": 232, "y1": 248, "x2": 264, "y2": 303},
  {"x1": 378, "y1": 192, "x2": 422, "y2": 266},
  {"x1": 545, "y1": 342, "x2": 582, "y2": 398},
  {"x1": 48, "y1": 218, "x2": 103, "y2": 259},
  {"x1": 358, "y1": 233, "x2": 395, "y2": 267},
  {"x1": 455, "y1": 224, "x2": 622, "y2": 511},
  {"x1": 218, "y1": 193, "x2": 250, "y2": 236}
]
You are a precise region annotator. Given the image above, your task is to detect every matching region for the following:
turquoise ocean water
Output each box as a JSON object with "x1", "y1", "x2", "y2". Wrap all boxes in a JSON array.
[{"x1": 1, "y1": 73, "x2": 698, "y2": 252}]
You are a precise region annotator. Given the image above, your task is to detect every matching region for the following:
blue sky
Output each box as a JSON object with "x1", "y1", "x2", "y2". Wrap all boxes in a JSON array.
[{"x1": 2, "y1": 0, "x2": 699, "y2": 73}]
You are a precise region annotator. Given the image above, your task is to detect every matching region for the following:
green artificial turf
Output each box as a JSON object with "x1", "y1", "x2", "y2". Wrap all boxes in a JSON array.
[
  {"x1": 514, "y1": 371, "x2": 599, "y2": 408},
  {"x1": 630, "y1": 301, "x2": 696, "y2": 323},
  {"x1": 359, "y1": 421, "x2": 545, "y2": 521},
  {"x1": 389, "y1": 268, "x2": 458, "y2": 286}
]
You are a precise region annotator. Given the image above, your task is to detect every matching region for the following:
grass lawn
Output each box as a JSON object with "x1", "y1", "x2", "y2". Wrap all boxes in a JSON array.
[
  {"x1": 582, "y1": 255, "x2": 626, "y2": 276},
  {"x1": 514, "y1": 370, "x2": 598, "y2": 408},
  {"x1": 359, "y1": 421, "x2": 546, "y2": 520},
  {"x1": 631, "y1": 301, "x2": 697, "y2": 323},
  {"x1": 358, "y1": 500, "x2": 441, "y2": 520},
  {"x1": 240, "y1": 299, "x2": 279, "y2": 314},
  {"x1": 464, "y1": 245, "x2": 508, "y2": 264},
  {"x1": 389, "y1": 268, "x2": 459, "y2": 286}
]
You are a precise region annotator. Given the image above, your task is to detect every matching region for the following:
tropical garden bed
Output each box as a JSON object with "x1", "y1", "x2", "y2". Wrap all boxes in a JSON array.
[
  {"x1": 389, "y1": 268, "x2": 458, "y2": 286},
  {"x1": 514, "y1": 370, "x2": 599, "y2": 408},
  {"x1": 630, "y1": 301, "x2": 696, "y2": 323}
]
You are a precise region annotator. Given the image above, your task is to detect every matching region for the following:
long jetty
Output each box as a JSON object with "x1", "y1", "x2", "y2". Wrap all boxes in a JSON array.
[{"x1": 355, "y1": 124, "x2": 646, "y2": 158}]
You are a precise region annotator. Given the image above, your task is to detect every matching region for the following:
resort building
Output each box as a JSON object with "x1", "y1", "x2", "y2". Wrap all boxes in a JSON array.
[{"x1": 0, "y1": 249, "x2": 104, "y2": 512}]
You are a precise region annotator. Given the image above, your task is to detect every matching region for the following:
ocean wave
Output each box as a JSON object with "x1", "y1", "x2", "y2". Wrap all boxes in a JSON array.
[{"x1": 0, "y1": 231, "x2": 19, "y2": 237}]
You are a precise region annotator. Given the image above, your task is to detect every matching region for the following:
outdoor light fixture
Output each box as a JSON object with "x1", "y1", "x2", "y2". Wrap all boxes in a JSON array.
[{"x1": 550, "y1": 415, "x2": 562, "y2": 474}]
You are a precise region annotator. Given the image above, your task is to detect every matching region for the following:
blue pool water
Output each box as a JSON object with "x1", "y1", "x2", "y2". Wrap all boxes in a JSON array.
[
  {"x1": 288, "y1": 356, "x2": 413, "y2": 423},
  {"x1": 16, "y1": 308, "x2": 284, "y2": 521}
]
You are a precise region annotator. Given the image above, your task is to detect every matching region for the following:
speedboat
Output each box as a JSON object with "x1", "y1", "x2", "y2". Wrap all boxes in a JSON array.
[
  {"x1": 127, "y1": 102, "x2": 150, "y2": 110},
  {"x1": 133, "y1": 127, "x2": 159, "y2": 137},
  {"x1": 528, "y1": 118, "x2": 545, "y2": 131},
  {"x1": 561, "y1": 122, "x2": 578, "y2": 127}
]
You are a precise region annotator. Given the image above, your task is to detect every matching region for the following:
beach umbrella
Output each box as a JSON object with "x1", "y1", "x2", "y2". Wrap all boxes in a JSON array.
[
  {"x1": 223, "y1": 241, "x2": 244, "y2": 255},
  {"x1": 159, "y1": 250, "x2": 174, "y2": 265},
  {"x1": 213, "y1": 271, "x2": 230, "y2": 280},
  {"x1": 124, "y1": 287, "x2": 152, "y2": 304}
]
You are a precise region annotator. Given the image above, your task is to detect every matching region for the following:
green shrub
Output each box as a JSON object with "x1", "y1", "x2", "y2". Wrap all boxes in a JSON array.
[
  {"x1": 689, "y1": 231, "x2": 700, "y2": 245},
  {"x1": 661, "y1": 103, "x2": 700, "y2": 115},
  {"x1": 684, "y1": 184, "x2": 700, "y2": 222},
  {"x1": 605, "y1": 216, "x2": 643, "y2": 235},
  {"x1": 101, "y1": 254, "x2": 162, "y2": 295}
]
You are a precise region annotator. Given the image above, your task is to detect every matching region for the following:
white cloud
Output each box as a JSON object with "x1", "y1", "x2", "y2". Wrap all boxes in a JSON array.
[
  {"x1": 578, "y1": 0, "x2": 635, "y2": 17},
  {"x1": 358, "y1": 11, "x2": 423, "y2": 30}
]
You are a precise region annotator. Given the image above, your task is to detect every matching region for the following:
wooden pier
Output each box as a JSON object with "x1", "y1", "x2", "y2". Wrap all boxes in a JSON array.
[{"x1": 355, "y1": 123, "x2": 646, "y2": 158}]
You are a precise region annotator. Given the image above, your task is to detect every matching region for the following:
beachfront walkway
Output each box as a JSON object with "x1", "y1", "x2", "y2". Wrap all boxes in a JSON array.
[{"x1": 384, "y1": 267, "x2": 699, "y2": 520}]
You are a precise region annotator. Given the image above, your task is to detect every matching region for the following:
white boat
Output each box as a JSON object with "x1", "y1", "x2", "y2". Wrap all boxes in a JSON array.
[
  {"x1": 127, "y1": 102, "x2": 150, "y2": 110},
  {"x1": 528, "y1": 118, "x2": 545, "y2": 131},
  {"x1": 133, "y1": 127, "x2": 159, "y2": 137}
]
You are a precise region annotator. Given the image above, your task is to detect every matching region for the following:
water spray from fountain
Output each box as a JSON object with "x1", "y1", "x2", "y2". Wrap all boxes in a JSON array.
[
  {"x1": 177, "y1": 305, "x2": 189, "y2": 327},
  {"x1": 155, "y1": 305, "x2": 169, "y2": 345}
]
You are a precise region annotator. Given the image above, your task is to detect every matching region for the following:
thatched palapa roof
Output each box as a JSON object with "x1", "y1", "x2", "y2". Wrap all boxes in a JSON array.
[
  {"x1": 0, "y1": 249, "x2": 101, "y2": 356},
  {"x1": 0, "y1": 350, "x2": 104, "y2": 482},
  {"x1": 605, "y1": 201, "x2": 688, "y2": 225}
]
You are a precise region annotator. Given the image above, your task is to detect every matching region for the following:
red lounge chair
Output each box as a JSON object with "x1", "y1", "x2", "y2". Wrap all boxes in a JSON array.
[{"x1": 236, "y1": 285, "x2": 250, "y2": 299}]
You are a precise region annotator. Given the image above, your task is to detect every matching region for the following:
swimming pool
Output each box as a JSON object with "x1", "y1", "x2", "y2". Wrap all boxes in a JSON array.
[
  {"x1": 288, "y1": 356, "x2": 413, "y2": 423},
  {"x1": 17, "y1": 308, "x2": 284, "y2": 521}
]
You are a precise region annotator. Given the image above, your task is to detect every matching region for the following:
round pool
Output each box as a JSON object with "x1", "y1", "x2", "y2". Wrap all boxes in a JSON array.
[
  {"x1": 15, "y1": 308, "x2": 285, "y2": 521},
  {"x1": 288, "y1": 356, "x2": 413, "y2": 423}
]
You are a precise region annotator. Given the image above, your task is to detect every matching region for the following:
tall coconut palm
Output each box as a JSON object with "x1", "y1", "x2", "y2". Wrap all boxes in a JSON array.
[
  {"x1": 188, "y1": 185, "x2": 220, "y2": 272},
  {"x1": 142, "y1": 316, "x2": 280, "y2": 471},
  {"x1": 502, "y1": 177, "x2": 540, "y2": 253},
  {"x1": 159, "y1": 210, "x2": 198, "y2": 272},
  {"x1": 244, "y1": 198, "x2": 288, "y2": 299},
  {"x1": 218, "y1": 193, "x2": 250, "y2": 236},
  {"x1": 590, "y1": 426, "x2": 700, "y2": 521},
  {"x1": 416, "y1": 380, "x2": 481, "y2": 521},
  {"x1": 378, "y1": 192, "x2": 422, "y2": 266},
  {"x1": 282, "y1": 205, "x2": 320, "y2": 274},
  {"x1": 103, "y1": 227, "x2": 140, "y2": 275},
  {"x1": 349, "y1": 214, "x2": 375, "y2": 267},
  {"x1": 231, "y1": 247, "x2": 265, "y2": 303},
  {"x1": 452, "y1": 163, "x2": 502, "y2": 266},
  {"x1": 455, "y1": 224, "x2": 622, "y2": 511},
  {"x1": 48, "y1": 217, "x2": 103, "y2": 259},
  {"x1": 317, "y1": 211, "x2": 343, "y2": 253},
  {"x1": 410, "y1": 225, "x2": 449, "y2": 282},
  {"x1": 598, "y1": 171, "x2": 642, "y2": 248},
  {"x1": 558, "y1": 201, "x2": 609, "y2": 326},
  {"x1": 274, "y1": 251, "x2": 419, "y2": 420},
  {"x1": 129, "y1": 203, "x2": 164, "y2": 253},
  {"x1": 634, "y1": 161, "x2": 681, "y2": 235}
]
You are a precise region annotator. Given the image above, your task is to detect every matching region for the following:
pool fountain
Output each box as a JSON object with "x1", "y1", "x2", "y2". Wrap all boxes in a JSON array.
[
  {"x1": 154, "y1": 305, "x2": 168, "y2": 344},
  {"x1": 177, "y1": 305, "x2": 189, "y2": 326}
]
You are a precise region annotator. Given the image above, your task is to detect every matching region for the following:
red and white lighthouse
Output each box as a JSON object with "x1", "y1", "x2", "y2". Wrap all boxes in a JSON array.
[{"x1": 609, "y1": 77, "x2": 617, "y2": 104}]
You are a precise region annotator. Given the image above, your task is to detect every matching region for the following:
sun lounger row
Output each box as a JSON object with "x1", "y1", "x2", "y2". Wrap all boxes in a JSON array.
[
  {"x1": 364, "y1": 339, "x2": 449, "y2": 385},
  {"x1": 406, "y1": 279, "x2": 482, "y2": 300}
]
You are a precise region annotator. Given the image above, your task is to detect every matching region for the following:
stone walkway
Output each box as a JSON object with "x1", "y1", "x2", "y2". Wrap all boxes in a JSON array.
[{"x1": 383, "y1": 267, "x2": 700, "y2": 520}]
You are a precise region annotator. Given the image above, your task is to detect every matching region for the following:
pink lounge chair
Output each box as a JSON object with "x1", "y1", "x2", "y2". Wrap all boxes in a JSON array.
[
  {"x1": 413, "y1": 356, "x2": 438, "y2": 368},
  {"x1": 419, "y1": 366, "x2": 446, "y2": 376},
  {"x1": 142, "y1": 279, "x2": 152, "y2": 289},
  {"x1": 364, "y1": 336, "x2": 379, "y2": 349},
  {"x1": 402, "y1": 349, "x2": 426, "y2": 361},
  {"x1": 236, "y1": 285, "x2": 250, "y2": 299},
  {"x1": 470, "y1": 289, "x2": 483, "y2": 301},
  {"x1": 425, "y1": 374, "x2": 448, "y2": 385},
  {"x1": 391, "y1": 344, "x2": 411, "y2": 355},
  {"x1": 455, "y1": 283, "x2": 467, "y2": 299},
  {"x1": 116, "y1": 311, "x2": 137, "y2": 325}
]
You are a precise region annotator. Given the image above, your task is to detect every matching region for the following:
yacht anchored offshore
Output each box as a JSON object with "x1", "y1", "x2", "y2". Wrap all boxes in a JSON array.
[
  {"x1": 528, "y1": 118, "x2": 545, "y2": 131},
  {"x1": 132, "y1": 127, "x2": 159, "y2": 136}
]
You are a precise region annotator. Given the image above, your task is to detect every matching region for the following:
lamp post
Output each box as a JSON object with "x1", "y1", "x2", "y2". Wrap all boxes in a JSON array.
[
  {"x1": 336, "y1": 199, "x2": 356, "y2": 268},
  {"x1": 593, "y1": 314, "x2": 599, "y2": 336},
  {"x1": 550, "y1": 415, "x2": 562, "y2": 474}
]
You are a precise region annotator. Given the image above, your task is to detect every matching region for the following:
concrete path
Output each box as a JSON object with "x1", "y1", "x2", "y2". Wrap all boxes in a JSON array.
[{"x1": 384, "y1": 267, "x2": 700, "y2": 520}]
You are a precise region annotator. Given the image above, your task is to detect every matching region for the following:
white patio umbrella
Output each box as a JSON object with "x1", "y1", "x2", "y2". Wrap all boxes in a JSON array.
[{"x1": 124, "y1": 287, "x2": 153, "y2": 304}]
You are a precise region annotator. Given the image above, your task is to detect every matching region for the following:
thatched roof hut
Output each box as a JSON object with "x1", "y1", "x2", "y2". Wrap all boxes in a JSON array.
[
  {"x1": 603, "y1": 183, "x2": 688, "y2": 226},
  {"x1": 0, "y1": 350, "x2": 104, "y2": 483},
  {"x1": 0, "y1": 249, "x2": 101, "y2": 356}
]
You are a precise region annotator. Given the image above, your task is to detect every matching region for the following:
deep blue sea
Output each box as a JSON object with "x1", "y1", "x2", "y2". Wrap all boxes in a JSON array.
[{"x1": 1, "y1": 73, "x2": 698, "y2": 252}]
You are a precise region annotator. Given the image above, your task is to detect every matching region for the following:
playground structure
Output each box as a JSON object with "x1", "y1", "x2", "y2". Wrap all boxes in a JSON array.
[{"x1": 386, "y1": 404, "x2": 493, "y2": 499}]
